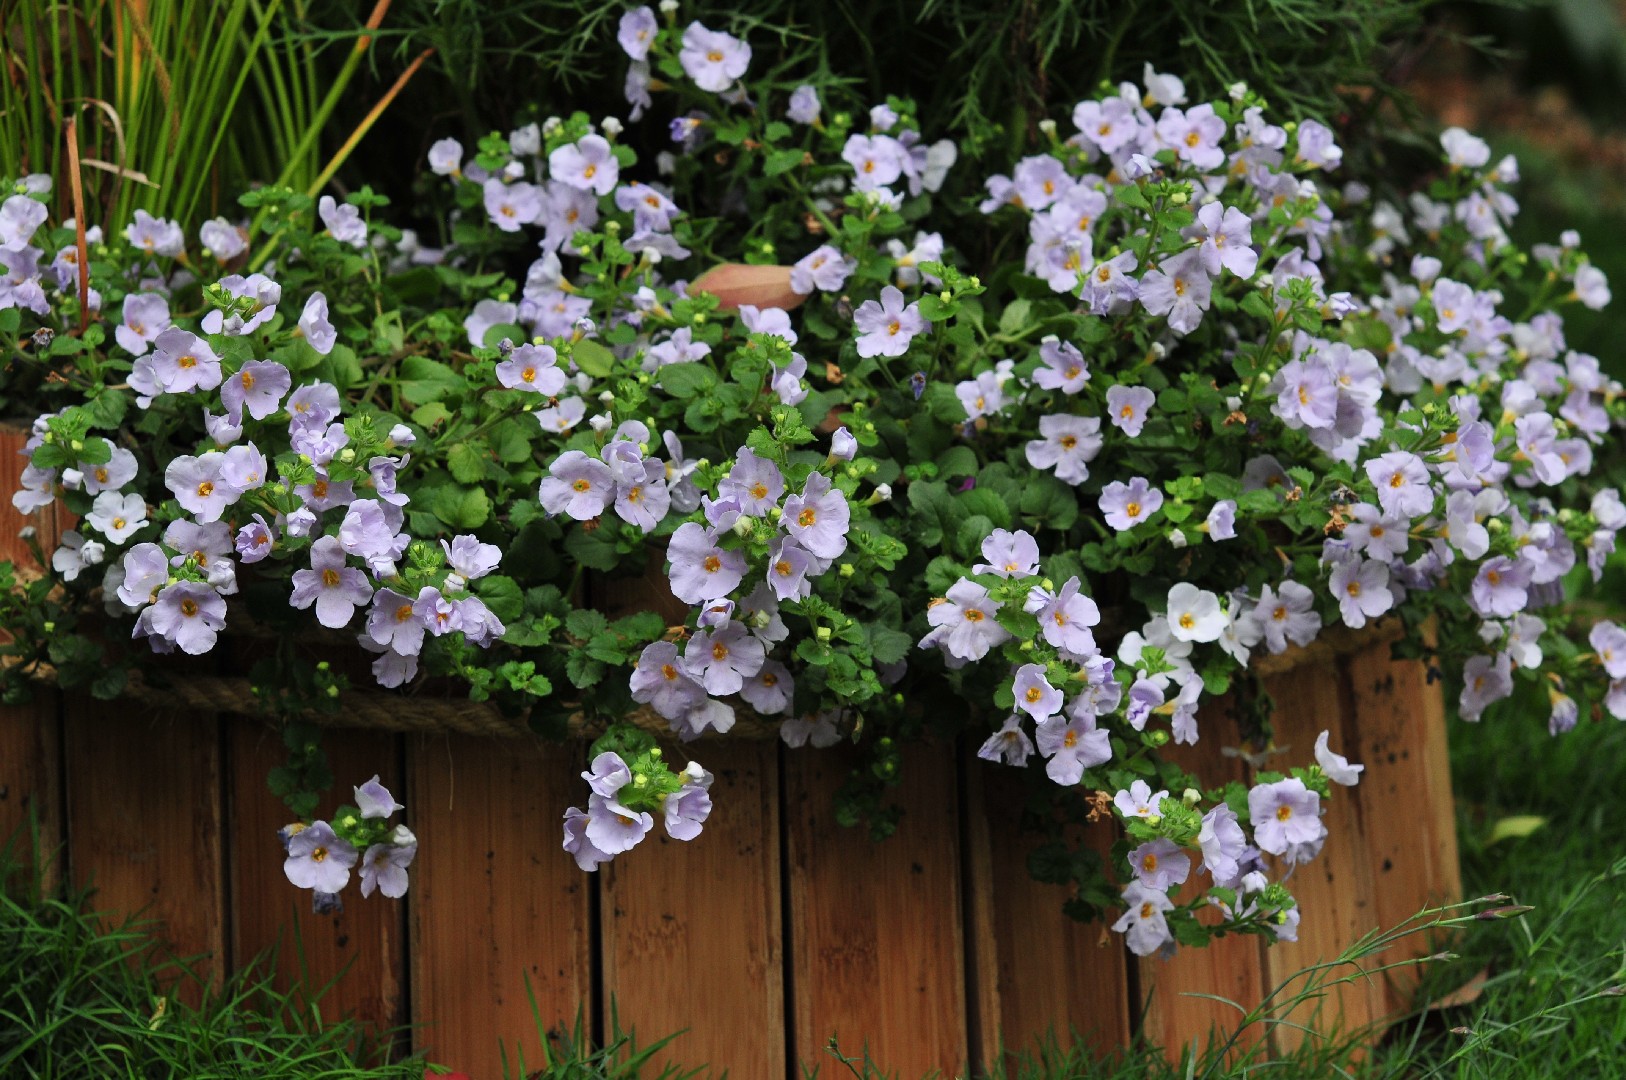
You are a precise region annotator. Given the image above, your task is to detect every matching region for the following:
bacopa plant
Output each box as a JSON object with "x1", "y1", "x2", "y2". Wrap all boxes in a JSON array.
[{"x1": 3, "y1": 4, "x2": 1623, "y2": 953}]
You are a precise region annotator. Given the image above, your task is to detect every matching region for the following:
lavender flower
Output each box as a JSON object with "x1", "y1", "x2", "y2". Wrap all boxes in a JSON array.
[
  {"x1": 1165, "y1": 583, "x2": 1226, "y2": 643},
  {"x1": 150, "y1": 328, "x2": 223, "y2": 395},
  {"x1": 1129, "y1": 839, "x2": 1191, "y2": 891},
  {"x1": 977, "y1": 715, "x2": 1035, "y2": 766},
  {"x1": 145, "y1": 581, "x2": 226, "y2": 655},
  {"x1": 1329, "y1": 557, "x2": 1393, "y2": 629},
  {"x1": 781, "y1": 473, "x2": 850, "y2": 560},
  {"x1": 1025, "y1": 414, "x2": 1102, "y2": 484},
  {"x1": 355, "y1": 775, "x2": 405, "y2": 819},
  {"x1": 1205, "y1": 500, "x2": 1237, "y2": 540},
  {"x1": 1253, "y1": 581, "x2": 1322, "y2": 653},
  {"x1": 684, "y1": 621, "x2": 767, "y2": 695},
  {"x1": 679, "y1": 22, "x2": 751, "y2": 92},
  {"x1": 920, "y1": 579, "x2": 1010, "y2": 661},
  {"x1": 1105, "y1": 385, "x2": 1156, "y2": 437},
  {"x1": 85, "y1": 491, "x2": 147, "y2": 544},
  {"x1": 540, "y1": 451, "x2": 616, "y2": 520},
  {"x1": 283, "y1": 821, "x2": 357, "y2": 893},
  {"x1": 290, "y1": 536, "x2": 374, "y2": 629},
  {"x1": 973, "y1": 529, "x2": 1040, "y2": 578},
  {"x1": 787, "y1": 84, "x2": 821, "y2": 124},
  {"x1": 1115, "y1": 780, "x2": 1168, "y2": 821},
  {"x1": 163, "y1": 453, "x2": 234, "y2": 522},
  {"x1": 221, "y1": 359, "x2": 291, "y2": 421},
  {"x1": 1460, "y1": 652, "x2": 1514, "y2": 721},
  {"x1": 358, "y1": 841, "x2": 416, "y2": 898},
  {"x1": 1032, "y1": 339, "x2": 1090, "y2": 393},
  {"x1": 719, "y1": 447, "x2": 785, "y2": 516},
  {"x1": 1199, "y1": 803, "x2": 1248, "y2": 887},
  {"x1": 1365, "y1": 450, "x2": 1435, "y2": 519},
  {"x1": 789, "y1": 244, "x2": 856, "y2": 294},
  {"x1": 318, "y1": 195, "x2": 367, "y2": 246},
  {"x1": 1247, "y1": 778, "x2": 1321, "y2": 856},
  {"x1": 1313, "y1": 731, "x2": 1364, "y2": 785},
  {"x1": 1099, "y1": 477, "x2": 1162, "y2": 531},
  {"x1": 668, "y1": 522, "x2": 747, "y2": 603},
  {"x1": 585, "y1": 793, "x2": 653, "y2": 855},
  {"x1": 1012, "y1": 663, "x2": 1063, "y2": 720},
  {"x1": 550, "y1": 135, "x2": 619, "y2": 196},
  {"x1": 853, "y1": 285, "x2": 928, "y2": 358},
  {"x1": 1138, "y1": 249, "x2": 1212, "y2": 335},
  {"x1": 1112, "y1": 881, "x2": 1175, "y2": 957},
  {"x1": 1034, "y1": 712, "x2": 1111, "y2": 785},
  {"x1": 1469, "y1": 556, "x2": 1532, "y2": 619}
]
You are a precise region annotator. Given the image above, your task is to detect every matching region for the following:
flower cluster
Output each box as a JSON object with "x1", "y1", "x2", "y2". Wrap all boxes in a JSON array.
[
  {"x1": 280, "y1": 775, "x2": 416, "y2": 912},
  {"x1": 4, "y1": 6, "x2": 1622, "y2": 954}
]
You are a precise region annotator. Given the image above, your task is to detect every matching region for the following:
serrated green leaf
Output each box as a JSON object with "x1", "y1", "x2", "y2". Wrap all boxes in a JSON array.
[{"x1": 573, "y1": 338, "x2": 616, "y2": 378}]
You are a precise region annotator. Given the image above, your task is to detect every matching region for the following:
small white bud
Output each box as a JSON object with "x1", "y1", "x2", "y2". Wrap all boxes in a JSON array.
[
  {"x1": 541, "y1": 116, "x2": 563, "y2": 137},
  {"x1": 874, "y1": 483, "x2": 893, "y2": 501},
  {"x1": 602, "y1": 117, "x2": 624, "y2": 138},
  {"x1": 1037, "y1": 118, "x2": 1057, "y2": 136},
  {"x1": 1168, "y1": 528, "x2": 1188, "y2": 549},
  {"x1": 588, "y1": 413, "x2": 613, "y2": 433},
  {"x1": 597, "y1": 390, "x2": 616, "y2": 406}
]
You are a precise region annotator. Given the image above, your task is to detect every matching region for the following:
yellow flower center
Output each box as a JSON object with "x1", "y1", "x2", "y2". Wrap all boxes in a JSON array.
[
  {"x1": 798, "y1": 508, "x2": 817, "y2": 527},
  {"x1": 1276, "y1": 805, "x2": 1293, "y2": 821},
  {"x1": 322, "y1": 568, "x2": 340, "y2": 587},
  {"x1": 180, "y1": 598, "x2": 198, "y2": 617},
  {"x1": 703, "y1": 555, "x2": 722, "y2": 573}
]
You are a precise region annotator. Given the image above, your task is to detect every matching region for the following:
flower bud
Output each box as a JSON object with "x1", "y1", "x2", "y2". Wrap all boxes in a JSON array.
[
  {"x1": 838, "y1": 563, "x2": 855, "y2": 578},
  {"x1": 816, "y1": 626, "x2": 832, "y2": 642},
  {"x1": 598, "y1": 390, "x2": 616, "y2": 405},
  {"x1": 1183, "y1": 787, "x2": 1201, "y2": 805},
  {"x1": 602, "y1": 117, "x2": 624, "y2": 138}
]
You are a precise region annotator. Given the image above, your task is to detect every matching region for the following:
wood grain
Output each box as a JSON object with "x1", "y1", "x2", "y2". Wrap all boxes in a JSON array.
[
  {"x1": 1139, "y1": 696, "x2": 1269, "y2": 1058},
  {"x1": 229, "y1": 724, "x2": 405, "y2": 1046},
  {"x1": 408, "y1": 733, "x2": 591, "y2": 1076},
  {"x1": 1345, "y1": 630, "x2": 1461, "y2": 1017},
  {"x1": 1257, "y1": 663, "x2": 1386, "y2": 1053},
  {"x1": 600, "y1": 740, "x2": 783, "y2": 1077},
  {"x1": 62, "y1": 696, "x2": 226, "y2": 999},
  {"x1": 964, "y1": 757, "x2": 1131, "y2": 1068},
  {"x1": 785, "y1": 741, "x2": 968, "y2": 1078}
]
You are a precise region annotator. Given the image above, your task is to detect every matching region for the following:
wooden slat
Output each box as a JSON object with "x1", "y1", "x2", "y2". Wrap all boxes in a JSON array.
[
  {"x1": 1345, "y1": 630, "x2": 1461, "y2": 1017},
  {"x1": 229, "y1": 724, "x2": 405, "y2": 1045},
  {"x1": 63, "y1": 696, "x2": 225, "y2": 997},
  {"x1": 965, "y1": 757, "x2": 1131, "y2": 1067},
  {"x1": 0, "y1": 695, "x2": 61, "y2": 891},
  {"x1": 409, "y1": 733, "x2": 590, "y2": 1076},
  {"x1": 1257, "y1": 663, "x2": 1386, "y2": 1052},
  {"x1": 1139, "y1": 696, "x2": 1269, "y2": 1058},
  {"x1": 601, "y1": 740, "x2": 783, "y2": 1076},
  {"x1": 0, "y1": 424, "x2": 64, "y2": 890},
  {"x1": 786, "y1": 741, "x2": 967, "y2": 1078}
]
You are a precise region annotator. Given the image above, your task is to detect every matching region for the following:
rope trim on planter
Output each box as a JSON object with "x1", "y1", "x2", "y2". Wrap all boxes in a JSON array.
[
  {"x1": 0, "y1": 657, "x2": 783, "y2": 740},
  {"x1": 1, "y1": 620, "x2": 1406, "y2": 739}
]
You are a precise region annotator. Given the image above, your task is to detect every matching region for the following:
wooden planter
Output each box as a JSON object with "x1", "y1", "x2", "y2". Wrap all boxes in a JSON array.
[{"x1": 0, "y1": 432, "x2": 1460, "y2": 1077}]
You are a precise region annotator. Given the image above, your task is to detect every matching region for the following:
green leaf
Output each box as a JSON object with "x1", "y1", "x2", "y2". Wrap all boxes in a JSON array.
[
  {"x1": 1486, "y1": 815, "x2": 1547, "y2": 845},
  {"x1": 447, "y1": 442, "x2": 487, "y2": 484},
  {"x1": 427, "y1": 484, "x2": 491, "y2": 529},
  {"x1": 573, "y1": 339, "x2": 616, "y2": 378},
  {"x1": 481, "y1": 322, "x2": 529, "y2": 350},
  {"x1": 998, "y1": 299, "x2": 1033, "y2": 336},
  {"x1": 867, "y1": 624, "x2": 914, "y2": 665},
  {"x1": 764, "y1": 148, "x2": 806, "y2": 177},
  {"x1": 567, "y1": 609, "x2": 609, "y2": 641},
  {"x1": 564, "y1": 528, "x2": 621, "y2": 571},
  {"x1": 477, "y1": 575, "x2": 525, "y2": 622},
  {"x1": 657, "y1": 362, "x2": 717, "y2": 399},
  {"x1": 400, "y1": 356, "x2": 464, "y2": 405}
]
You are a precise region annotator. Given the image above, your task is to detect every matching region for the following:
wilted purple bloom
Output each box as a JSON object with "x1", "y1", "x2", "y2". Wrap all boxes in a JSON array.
[
  {"x1": 147, "y1": 581, "x2": 226, "y2": 655},
  {"x1": 284, "y1": 821, "x2": 357, "y2": 893},
  {"x1": 787, "y1": 84, "x2": 820, "y2": 124},
  {"x1": 720, "y1": 447, "x2": 785, "y2": 516},
  {"x1": 1314, "y1": 731, "x2": 1364, "y2": 785},
  {"x1": 685, "y1": 621, "x2": 766, "y2": 695},
  {"x1": 1129, "y1": 838, "x2": 1191, "y2": 891},
  {"x1": 295, "y1": 292, "x2": 337, "y2": 355},
  {"x1": 668, "y1": 522, "x2": 746, "y2": 603},
  {"x1": 563, "y1": 807, "x2": 613, "y2": 871},
  {"x1": 1199, "y1": 803, "x2": 1248, "y2": 887},
  {"x1": 977, "y1": 714, "x2": 1034, "y2": 766},
  {"x1": 1025, "y1": 414, "x2": 1102, "y2": 484},
  {"x1": 785, "y1": 244, "x2": 850, "y2": 296},
  {"x1": 319, "y1": 195, "x2": 367, "y2": 246},
  {"x1": 1329, "y1": 557, "x2": 1393, "y2": 628},
  {"x1": 1469, "y1": 555, "x2": 1531, "y2": 618},
  {"x1": 679, "y1": 22, "x2": 750, "y2": 91},
  {"x1": 782, "y1": 473, "x2": 850, "y2": 560},
  {"x1": 1248, "y1": 778, "x2": 1322, "y2": 855},
  {"x1": 1113, "y1": 881, "x2": 1175, "y2": 958},
  {"x1": 1460, "y1": 652, "x2": 1513, "y2": 721},
  {"x1": 921, "y1": 578, "x2": 1010, "y2": 661},
  {"x1": 550, "y1": 135, "x2": 619, "y2": 196},
  {"x1": 972, "y1": 528, "x2": 1040, "y2": 578},
  {"x1": 236, "y1": 515, "x2": 275, "y2": 563},
  {"x1": 52, "y1": 530, "x2": 105, "y2": 582},
  {"x1": 1035, "y1": 712, "x2": 1111, "y2": 786},
  {"x1": 665, "y1": 779, "x2": 713, "y2": 841},
  {"x1": 1124, "y1": 678, "x2": 1165, "y2": 731},
  {"x1": 581, "y1": 752, "x2": 632, "y2": 800},
  {"x1": 539, "y1": 451, "x2": 615, "y2": 520},
  {"x1": 1099, "y1": 476, "x2": 1162, "y2": 530},
  {"x1": 290, "y1": 536, "x2": 373, "y2": 629},
  {"x1": 1105, "y1": 385, "x2": 1156, "y2": 437},
  {"x1": 853, "y1": 285, "x2": 927, "y2": 358}
]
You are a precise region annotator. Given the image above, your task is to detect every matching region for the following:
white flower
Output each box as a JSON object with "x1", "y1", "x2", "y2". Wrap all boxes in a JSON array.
[
  {"x1": 1165, "y1": 583, "x2": 1225, "y2": 643},
  {"x1": 1314, "y1": 731, "x2": 1364, "y2": 786}
]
